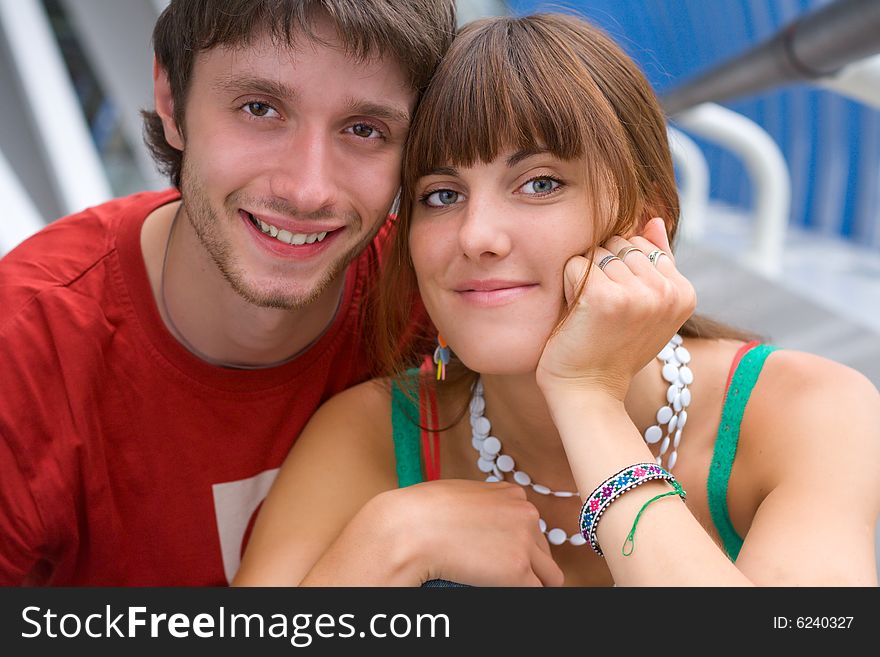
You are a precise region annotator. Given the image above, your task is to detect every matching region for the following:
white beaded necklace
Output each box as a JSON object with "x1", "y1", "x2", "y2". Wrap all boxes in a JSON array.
[{"x1": 469, "y1": 333, "x2": 693, "y2": 547}]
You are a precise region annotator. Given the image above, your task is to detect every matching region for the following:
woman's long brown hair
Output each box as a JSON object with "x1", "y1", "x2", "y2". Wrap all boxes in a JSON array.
[{"x1": 367, "y1": 13, "x2": 756, "y2": 419}]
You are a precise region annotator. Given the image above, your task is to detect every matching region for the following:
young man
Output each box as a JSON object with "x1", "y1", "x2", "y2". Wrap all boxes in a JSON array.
[{"x1": 0, "y1": 0, "x2": 455, "y2": 585}]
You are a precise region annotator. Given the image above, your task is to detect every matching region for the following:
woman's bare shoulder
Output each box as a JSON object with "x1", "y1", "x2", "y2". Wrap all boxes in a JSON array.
[
  {"x1": 745, "y1": 349, "x2": 880, "y2": 483},
  {"x1": 754, "y1": 349, "x2": 878, "y2": 420},
  {"x1": 306, "y1": 377, "x2": 397, "y2": 460},
  {"x1": 319, "y1": 377, "x2": 394, "y2": 419},
  {"x1": 726, "y1": 349, "x2": 879, "y2": 584}
]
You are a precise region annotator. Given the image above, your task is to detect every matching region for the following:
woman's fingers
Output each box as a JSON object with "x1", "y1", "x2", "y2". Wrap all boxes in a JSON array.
[
  {"x1": 502, "y1": 487, "x2": 564, "y2": 586},
  {"x1": 562, "y1": 255, "x2": 590, "y2": 306},
  {"x1": 590, "y1": 246, "x2": 634, "y2": 283},
  {"x1": 620, "y1": 223, "x2": 697, "y2": 322},
  {"x1": 640, "y1": 216, "x2": 674, "y2": 260},
  {"x1": 532, "y1": 523, "x2": 553, "y2": 556},
  {"x1": 628, "y1": 216, "x2": 678, "y2": 276},
  {"x1": 629, "y1": 236, "x2": 677, "y2": 277},
  {"x1": 530, "y1": 543, "x2": 565, "y2": 587},
  {"x1": 603, "y1": 236, "x2": 652, "y2": 276}
]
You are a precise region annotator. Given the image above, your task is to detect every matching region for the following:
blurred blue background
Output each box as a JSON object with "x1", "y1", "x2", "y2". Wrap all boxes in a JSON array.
[{"x1": 511, "y1": 0, "x2": 880, "y2": 250}]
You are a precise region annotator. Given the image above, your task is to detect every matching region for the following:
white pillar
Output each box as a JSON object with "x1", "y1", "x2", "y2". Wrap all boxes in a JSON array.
[{"x1": 0, "y1": 0, "x2": 113, "y2": 215}]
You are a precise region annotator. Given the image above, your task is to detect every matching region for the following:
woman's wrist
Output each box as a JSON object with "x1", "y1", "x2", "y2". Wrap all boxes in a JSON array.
[
  {"x1": 539, "y1": 380, "x2": 628, "y2": 420},
  {"x1": 300, "y1": 490, "x2": 426, "y2": 586},
  {"x1": 353, "y1": 490, "x2": 428, "y2": 585},
  {"x1": 536, "y1": 365, "x2": 632, "y2": 403}
]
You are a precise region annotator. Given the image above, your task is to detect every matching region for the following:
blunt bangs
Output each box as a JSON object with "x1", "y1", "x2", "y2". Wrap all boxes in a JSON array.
[{"x1": 403, "y1": 15, "x2": 626, "y2": 196}]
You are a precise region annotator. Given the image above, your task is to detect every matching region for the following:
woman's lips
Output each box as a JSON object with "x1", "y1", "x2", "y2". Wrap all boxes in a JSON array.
[{"x1": 455, "y1": 283, "x2": 538, "y2": 307}]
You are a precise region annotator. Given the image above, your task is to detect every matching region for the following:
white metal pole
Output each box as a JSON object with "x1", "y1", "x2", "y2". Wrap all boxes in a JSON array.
[
  {"x1": 667, "y1": 127, "x2": 710, "y2": 244},
  {"x1": 673, "y1": 103, "x2": 792, "y2": 277},
  {"x1": 0, "y1": 0, "x2": 113, "y2": 215},
  {"x1": 0, "y1": 147, "x2": 45, "y2": 255}
]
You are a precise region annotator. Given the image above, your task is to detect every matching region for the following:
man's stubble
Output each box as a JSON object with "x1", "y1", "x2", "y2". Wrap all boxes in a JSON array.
[{"x1": 177, "y1": 155, "x2": 381, "y2": 311}]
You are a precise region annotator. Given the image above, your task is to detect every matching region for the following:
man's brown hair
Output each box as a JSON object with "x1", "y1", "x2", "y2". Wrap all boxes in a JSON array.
[{"x1": 142, "y1": 0, "x2": 456, "y2": 188}]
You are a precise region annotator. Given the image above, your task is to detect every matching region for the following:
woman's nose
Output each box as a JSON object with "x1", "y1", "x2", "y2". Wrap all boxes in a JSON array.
[{"x1": 457, "y1": 197, "x2": 513, "y2": 261}]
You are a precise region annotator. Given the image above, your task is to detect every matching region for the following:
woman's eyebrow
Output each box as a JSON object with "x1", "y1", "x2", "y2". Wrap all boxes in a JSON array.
[
  {"x1": 422, "y1": 166, "x2": 459, "y2": 177},
  {"x1": 506, "y1": 148, "x2": 551, "y2": 167}
]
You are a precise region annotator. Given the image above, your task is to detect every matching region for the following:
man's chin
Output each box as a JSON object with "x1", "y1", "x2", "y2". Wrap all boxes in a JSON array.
[
  {"x1": 221, "y1": 263, "x2": 346, "y2": 310},
  {"x1": 228, "y1": 279, "x2": 326, "y2": 310}
]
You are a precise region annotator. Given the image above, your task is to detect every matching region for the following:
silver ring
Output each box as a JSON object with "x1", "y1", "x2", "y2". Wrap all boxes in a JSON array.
[
  {"x1": 616, "y1": 246, "x2": 643, "y2": 262},
  {"x1": 597, "y1": 254, "x2": 621, "y2": 271},
  {"x1": 647, "y1": 250, "x2": 668, "y2": 267}
]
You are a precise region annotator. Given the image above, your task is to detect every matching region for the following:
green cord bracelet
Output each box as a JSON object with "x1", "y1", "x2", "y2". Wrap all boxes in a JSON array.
[{"x1": 622, "y1": 479, "x2": 687, "y2": 556}]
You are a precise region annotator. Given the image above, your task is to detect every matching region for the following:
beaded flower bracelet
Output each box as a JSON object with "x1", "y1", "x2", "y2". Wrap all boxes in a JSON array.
[{"x1": 579, "y1": 463, "x2": 686, "y2": 557}]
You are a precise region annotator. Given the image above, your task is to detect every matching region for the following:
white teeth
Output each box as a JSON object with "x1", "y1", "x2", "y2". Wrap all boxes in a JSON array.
[{"x1": 252, "y1": 213, "x2": 331, "y2": 245}]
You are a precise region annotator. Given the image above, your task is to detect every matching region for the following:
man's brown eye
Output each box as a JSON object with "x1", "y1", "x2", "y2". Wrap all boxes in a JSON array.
[
  {"x1": 247, "y1": 102, "x2": 270, "y2": 117},
  {"x1": 352, "y1": 123, "x2": 377, "y2": 138}
]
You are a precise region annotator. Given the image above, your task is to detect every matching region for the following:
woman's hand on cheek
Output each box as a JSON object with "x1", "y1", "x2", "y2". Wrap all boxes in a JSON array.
[{"x1": 535, "y1": 217, "x2": 696, "y2": 403}]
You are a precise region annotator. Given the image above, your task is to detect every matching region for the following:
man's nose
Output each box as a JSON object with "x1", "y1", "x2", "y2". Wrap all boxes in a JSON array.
[{"x1": 268, "y1": 127, "x2": 337, "y2": 216}]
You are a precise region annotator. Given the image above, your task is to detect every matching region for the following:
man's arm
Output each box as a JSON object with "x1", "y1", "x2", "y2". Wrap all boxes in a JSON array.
[{"x1": 0, "y1": 432, "x2": 48, "y2": 585}]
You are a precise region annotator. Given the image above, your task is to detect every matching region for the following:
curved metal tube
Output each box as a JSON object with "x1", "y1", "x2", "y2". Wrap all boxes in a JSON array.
[
  {"x1": 667, "y1": 127, "x2": 710, "y2": 244},
  {"x1": 662, "y1": 0, "x2": 880, "y2": 114},
  {"x1": 672, "y1": 104, "x2": 791, "y2": 276}
]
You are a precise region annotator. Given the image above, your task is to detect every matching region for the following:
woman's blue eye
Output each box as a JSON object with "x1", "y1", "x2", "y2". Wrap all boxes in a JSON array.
[
  {"x1": 520, "y1": 177, "x2": 560, "y2": 195},
  {"x1": 424, "y1": 189, "x2": 460, "y2": 207}
]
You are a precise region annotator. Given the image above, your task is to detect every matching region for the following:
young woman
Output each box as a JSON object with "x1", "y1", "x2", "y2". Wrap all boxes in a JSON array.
[{"x1": 234, "y1": 13, "x2": 880, "y2": 587}]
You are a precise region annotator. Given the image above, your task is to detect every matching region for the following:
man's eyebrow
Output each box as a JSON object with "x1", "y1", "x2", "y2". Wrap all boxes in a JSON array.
[
  {"x1": 212, "y1": 75, "x2": 296, "y2": 100},
  {"x1": 345, "y1": 99, "x2": 410, "y2": 125},
  {"x1": 506, "y1": 148, "x2": 551, "y2": 167}
]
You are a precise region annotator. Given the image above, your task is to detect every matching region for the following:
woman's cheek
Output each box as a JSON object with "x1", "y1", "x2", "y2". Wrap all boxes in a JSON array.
[{"x1": 408, "y1": 216, "x2": 434, "y2": 265}]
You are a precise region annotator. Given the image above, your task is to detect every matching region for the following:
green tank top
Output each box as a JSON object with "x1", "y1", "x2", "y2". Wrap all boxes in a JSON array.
[{"x1": 390, "y1": 344, "x2": 778, "y2": 563}]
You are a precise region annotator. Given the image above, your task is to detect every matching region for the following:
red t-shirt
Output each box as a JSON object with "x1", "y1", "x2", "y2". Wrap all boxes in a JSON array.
[{"x1": 0, "y1": 190, "x2": 410, "y2": 585}]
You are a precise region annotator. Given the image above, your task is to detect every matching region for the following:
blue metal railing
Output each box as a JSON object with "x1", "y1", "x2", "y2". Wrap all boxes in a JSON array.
[{"x1": 511, "y1": 0, "x2": 880, "y2": 250}]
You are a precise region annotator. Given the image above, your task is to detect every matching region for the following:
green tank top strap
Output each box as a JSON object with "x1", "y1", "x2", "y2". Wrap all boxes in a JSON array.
[
  {"x1": 707, "y1": 343, "x2": 779, "y2": 562},
  {"x1": 390, "y1": 368, "x2": 426, "y2": 488}
]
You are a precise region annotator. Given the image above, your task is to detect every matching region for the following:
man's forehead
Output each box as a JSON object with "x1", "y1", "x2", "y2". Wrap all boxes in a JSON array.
[
  {"x1": 197, "y1": 16, "x2": 376, "y2": 70},
  {"x1": 193, "y1": 26, "x2": 409, "y2": 92}
]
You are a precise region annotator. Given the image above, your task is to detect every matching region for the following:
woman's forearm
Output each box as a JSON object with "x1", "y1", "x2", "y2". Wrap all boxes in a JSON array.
[
  {"x1": 545, "y1": 389, "x2": 752, "y2": 586},
  {"x1": 299, "y1": 493, "x2": 424, "y2": 586}
]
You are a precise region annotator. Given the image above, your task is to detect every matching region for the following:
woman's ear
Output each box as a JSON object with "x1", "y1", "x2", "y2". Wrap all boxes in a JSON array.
[{"x1": 153, "y1": 57, "x2": 184, "y2": 151}]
